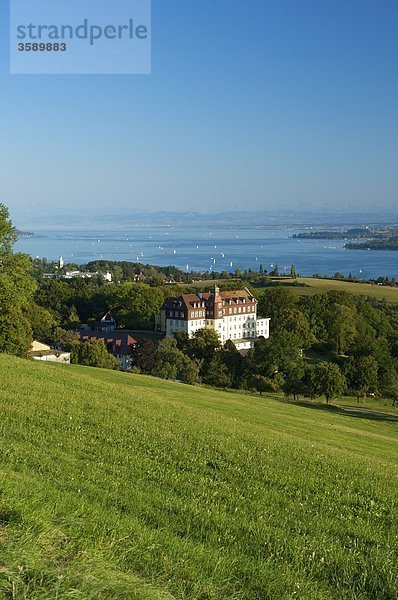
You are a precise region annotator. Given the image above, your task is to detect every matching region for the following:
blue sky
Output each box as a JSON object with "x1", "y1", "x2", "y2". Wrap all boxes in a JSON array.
[{"x1": 1, "y1": 0, "x2": 397, "y2": 220}]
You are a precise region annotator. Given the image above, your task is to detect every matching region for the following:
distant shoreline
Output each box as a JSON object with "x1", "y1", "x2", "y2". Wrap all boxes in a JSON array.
[
  {"x1": 16, "y1": 229, "x2": 34, "y2": 238},
  {"x1": 345, "y1": 238, "x2": 398, "y2": 251}
]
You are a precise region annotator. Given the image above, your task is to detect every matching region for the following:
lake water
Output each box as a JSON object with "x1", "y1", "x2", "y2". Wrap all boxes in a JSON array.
[{"x1": 15, "y1": 225, "x2": 398, "y2": 280}]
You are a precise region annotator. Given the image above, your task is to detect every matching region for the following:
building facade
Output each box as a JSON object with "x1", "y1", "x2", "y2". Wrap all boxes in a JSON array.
[{"x1": 159, "y1": 286, "x2": 270, "y2": 351}]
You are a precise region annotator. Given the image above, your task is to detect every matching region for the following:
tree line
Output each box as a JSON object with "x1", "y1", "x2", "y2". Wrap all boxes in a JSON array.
[
  {"x1": 126, "y1": 286, "x2": 398, "y2": 404},
  {"x1": 1, "y1": 203, "x2": 398, "y2": 405}
]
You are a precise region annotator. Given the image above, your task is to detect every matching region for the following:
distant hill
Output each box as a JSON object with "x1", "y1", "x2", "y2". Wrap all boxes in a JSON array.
[
  {"x1": 0, "y1": 354, "x2": 397, "y2": 599},
  {"x1": 293, "y1": 226, "x2": 396, "y2": 240}
]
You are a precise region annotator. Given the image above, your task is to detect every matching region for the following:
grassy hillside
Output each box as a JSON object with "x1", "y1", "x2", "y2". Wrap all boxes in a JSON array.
[
  {"x1": 0, "y1": 356, "x2": 397, "y2": 599},
  {"x1": 253, "y1": 277, "x2": 398, "y2": 303},
  {"x1": 187, "y1": 276, "x2": 398, "y2": 303}
]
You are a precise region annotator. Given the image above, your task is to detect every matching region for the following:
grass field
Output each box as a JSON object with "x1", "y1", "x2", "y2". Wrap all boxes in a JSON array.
[
  {"x1": 253, "y1": 277, "x2": 398, "y2": 303},
  {"x1": 0, "y1": 356, "x2": 397, "y2": 599},
  {"x1": 184, "y1": 276, "x2": 398, "y2": 303}
]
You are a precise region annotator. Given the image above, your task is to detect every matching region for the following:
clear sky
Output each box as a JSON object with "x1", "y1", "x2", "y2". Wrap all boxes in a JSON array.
[{"x1": 1, "y1": 0, "x2": 397, "y2": 219}]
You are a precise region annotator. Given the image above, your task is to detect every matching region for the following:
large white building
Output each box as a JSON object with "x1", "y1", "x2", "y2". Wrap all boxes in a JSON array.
[{"x1": 158, "y1": 286, "x2": 270, "y2": 351}]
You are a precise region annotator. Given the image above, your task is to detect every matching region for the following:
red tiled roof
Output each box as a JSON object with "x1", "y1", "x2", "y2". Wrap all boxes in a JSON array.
[{"x1": 79, "y1": 332, "x2": 137, "y2": 355}]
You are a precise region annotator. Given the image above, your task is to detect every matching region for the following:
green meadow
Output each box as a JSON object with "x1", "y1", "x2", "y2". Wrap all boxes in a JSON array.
[
  {"x1": 187, "y1": 276, "x2": 398, "y2": 303},
  {"x1": 254, "y1": 277, "x2": 398, "y2": 303},
  {"x1": 0, "y1": 355, "x2": 397, "y2": 599}
]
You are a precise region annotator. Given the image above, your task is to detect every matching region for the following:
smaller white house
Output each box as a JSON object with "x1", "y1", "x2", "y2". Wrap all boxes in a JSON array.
[
  {"x1": 30, "y1": 341, "x2": 71, "y2": 364},
  {"x1": 43, "y1": 271, "x2": 113, "y2": 282},
  {"x1": 64, "y1": 271, "x2": 113, "y2": 282}
]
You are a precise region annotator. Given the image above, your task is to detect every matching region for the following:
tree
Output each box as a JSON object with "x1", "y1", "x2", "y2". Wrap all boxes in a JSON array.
[
  {"x1": 248, "y1": 374, "x2": 277, "y2": 395},
  {"x1": 290, "y1": 265, "x2": 297, "y2": 279},
  {"x1": 381, "y1": 369, "x2": 398, "y2": 406},
  {"x1": 0, "y1": 204, "x2": 37, "y2": 357},
  {"x1": 311, "y1": 362, "x2": 346, "y2": 404},
  {"x1": 345, "y1": 355, "x2": 378, "y2": 401},
  {"x1": 26, "y1": 302, "x2": 58, "y2": 343},
  {"x1": 219, "y1": 340, "x2": 244, "y2": 387},
  {"x1": 152, "y1": 337, "x2": 199, "y2": 383},
  {"x1": 152, "y1": 360, "x2": 177, "y2": 380},
  {"x1": 189, "y1": 328, "x2": 221, "y2": 363},
  {"x1": 278, "y1": 308, "x2": 314, "y2": 348},
  {"x1": 110, "y1": 282, "x2": 164, "y2": 329},
  {"x1": 283, "y1": 363, "x2": 305, "y2": 401},
  {"x1": 174, "y1": 331, "x2": 191, "y2": 355},
  {"x1": 250, "y1": 331, "x2": 303, "y2": 378},
  {"x1": 203, "y1": 357, "x2": 232, "y2": 388},
  {"x1": 72, "y1": 339, "x2": 119, "y2": 370},
  {"x1": 152, "y1": 337, "x2": 180, "y2": 380},
  {"x1": 130, "y1": 338, "x2": 158, "y2": 373},
  {"x1": 63, "y1": 305, "x2": 81, "y2": 329},
  {"x1": 258, "y1": 287, "x2": 299, "y2": 323},
  {"x1": 301, "y1": 293, "x2": 330, "y2": 345},
  {"x1": 53, "y1": 327, "x2": 80, "y2": 352},
  {"x1": 35, "y1": 279, "x2": 73, "y2": 317},
  {"x1": 0, "y1": 204, "x2": 18, "y2": 252},
  {"x1": 325, "y1": 303, "x2": 357, "y2": 355},
  {"x1": 301, "y1": 366, "x2": 319, "y2": 400},
  {"x1": 348, "y1": 333, "x2": 378, "y2": 358},
  {"x1": 178, "y1": 356, "x2": 201, "y2": 385}
]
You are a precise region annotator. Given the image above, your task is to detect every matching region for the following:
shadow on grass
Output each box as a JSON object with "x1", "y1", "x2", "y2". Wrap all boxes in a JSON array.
[
  {"x1": 184, "y1": 384, "x2": 398, "y2": 423},
  {"x1": 289, "y1": 400, "x2": 398, "y2": 423}
]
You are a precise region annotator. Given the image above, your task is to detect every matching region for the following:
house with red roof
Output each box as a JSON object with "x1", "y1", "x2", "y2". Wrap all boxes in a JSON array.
[{"x1": 79, "y1": 331, "x2": 137, "y2": 371}]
